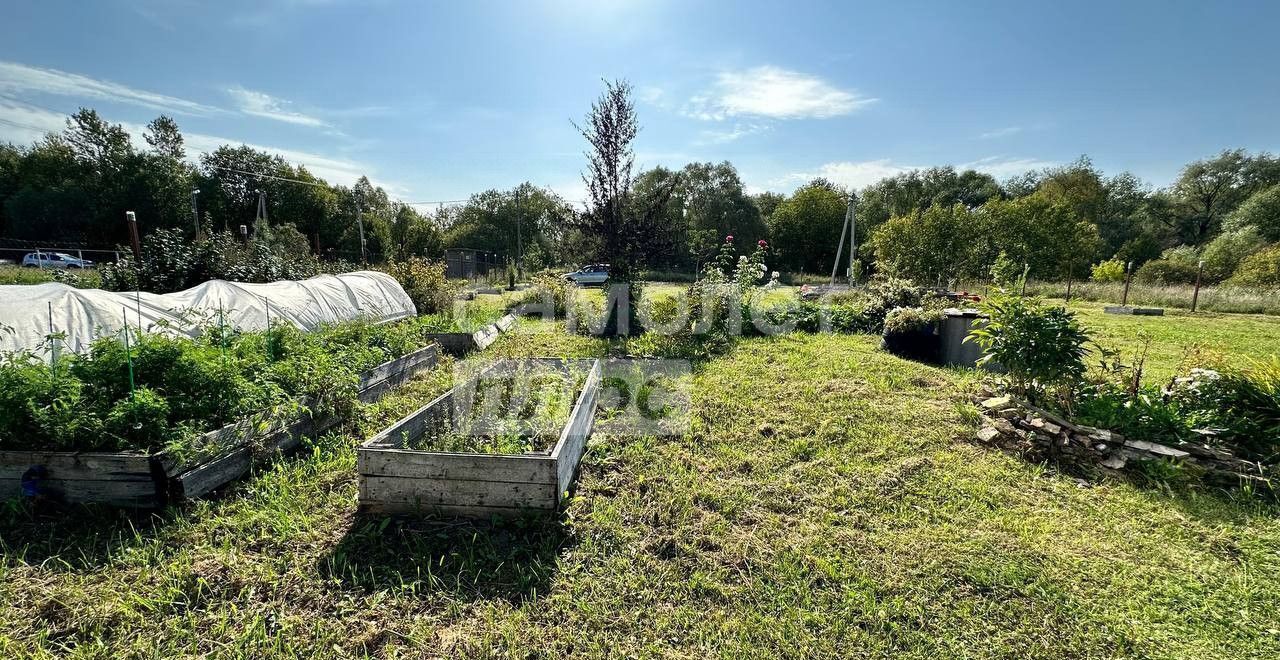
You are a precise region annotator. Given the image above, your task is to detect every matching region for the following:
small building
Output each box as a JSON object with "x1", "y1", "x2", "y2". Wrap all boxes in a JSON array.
[{"x1": 444, "y1": 248, "x2": 504, "y2": 279}]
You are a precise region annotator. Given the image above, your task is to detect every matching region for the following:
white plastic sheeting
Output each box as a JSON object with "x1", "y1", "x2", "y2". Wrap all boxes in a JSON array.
[{"x1": 0, "y1": 271, "x2": 416, "y2": 358}]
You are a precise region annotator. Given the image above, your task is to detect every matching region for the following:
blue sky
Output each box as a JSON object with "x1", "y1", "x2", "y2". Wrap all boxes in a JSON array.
[{"x1": 1, "y1": 0, "x2": 1278, "y2": 209}]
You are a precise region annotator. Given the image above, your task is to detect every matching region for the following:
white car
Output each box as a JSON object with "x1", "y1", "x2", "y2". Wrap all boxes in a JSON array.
[
  {"x1": 22, "y1": 252, "x2": 94, "y2": 269},
  {"x1": 563, "y1": 264, "x2": 610, "y2": 286}
]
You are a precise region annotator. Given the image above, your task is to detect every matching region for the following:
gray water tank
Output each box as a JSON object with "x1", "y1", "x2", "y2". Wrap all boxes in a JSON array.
[{"x1": 939, "y1": 308, "x2": 987, "y2": 368}]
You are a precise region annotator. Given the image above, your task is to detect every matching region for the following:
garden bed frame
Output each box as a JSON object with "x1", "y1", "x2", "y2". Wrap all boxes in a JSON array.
[
  {"x1": 357, "y1": 357, "x2": 602, "y2": 518},
  {"x1": 426, "y1": 312, "x2": 517, "y2": 355},
  {"x1": 0, "y1": 343, "x2": 441, "y2": 508}
]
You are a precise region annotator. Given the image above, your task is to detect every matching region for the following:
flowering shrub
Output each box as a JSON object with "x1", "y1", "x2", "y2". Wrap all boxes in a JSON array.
[{"x1": 386, "y1": 257, "x2": 459, "y2": 314}]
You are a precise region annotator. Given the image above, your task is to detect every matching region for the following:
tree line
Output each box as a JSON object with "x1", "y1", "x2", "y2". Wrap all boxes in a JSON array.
[{"x1": 2, "y1": 106, "x2": 1278, "y2": 286}]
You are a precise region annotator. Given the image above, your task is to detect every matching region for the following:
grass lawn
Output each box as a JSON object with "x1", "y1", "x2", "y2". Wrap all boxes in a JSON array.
[
  {"x1": 1062, "y1": 300, "x2": 1280, "y2": 383},
  {"x1": 2, "y1": 314, "x2": 1277, "y2": 658}
]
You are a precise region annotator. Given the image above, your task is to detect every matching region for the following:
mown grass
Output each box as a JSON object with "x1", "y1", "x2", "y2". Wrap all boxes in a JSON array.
[
  {"x1": 0, "y1": 264, "x2": 102, "y2": 288},
  {"x1": 1064, "y1": 300, "x2": 1280, "y2": 383},
  {"x1": 2, "y1": 317, "x2": 1279, "y2": 657}
]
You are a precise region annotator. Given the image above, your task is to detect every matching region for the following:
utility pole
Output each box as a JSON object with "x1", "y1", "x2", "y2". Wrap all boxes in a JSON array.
[
  {"x1": 356, "y1": 205, "x2": 368, "y2": 265},
  {"x1": 255, "y1": 190, "x2": 269, "y2": 235},
  {"x1": 515, "y1": 186, "x2": 523, "y2": 280},
  {"x1": 830, "y1": 192, "x2": 858, "y2": 286},
  {"x1": 848, "y1": 192, "x2": 858, "y2": 285}
]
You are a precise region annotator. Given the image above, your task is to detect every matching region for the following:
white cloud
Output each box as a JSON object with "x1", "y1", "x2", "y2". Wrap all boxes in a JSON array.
[
  {"x1": 0, "y1": 99, "x2": 386, "y2": 190},
  {"x1": 960, "y1": 156, "x2": 1058, "y2": 178},
  {"x1": 0, "y1": 98, "x2": 68, "y2": 144},
  {"x1": 773, "y1": 159, "x2": 917, "y2": 191},
  {"x1": 226, "y1": 86, "x2": 328, "y2": 128},
  {"x1": 684, "y1": 66, "x2": 875, "y2": 121},
  {"x1": 978, "y1": 126, "x2": 1023, "y2": 140},
  {"x1": 769, "y1": 155, "x2": 1059, "y2": 192},
  {"x1": 696, "y1": 122, "x2": 770, "y2": 145},
  {"x1": 0, "y1": 61, "x2": 220, "y2": 116}
]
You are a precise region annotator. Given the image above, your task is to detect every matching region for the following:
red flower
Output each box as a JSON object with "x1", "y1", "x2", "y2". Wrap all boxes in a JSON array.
[
  {"x1": 758, "y1": 239, "x2": 768, "y2": 248},
  {"x1": 725, "y1": 235, "x2": 734, "y2": 242}
]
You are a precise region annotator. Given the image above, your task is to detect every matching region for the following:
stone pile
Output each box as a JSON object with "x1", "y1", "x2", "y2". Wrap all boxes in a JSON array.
[{"x1": 973, "y1": 390, "x2": 1269, "y2": 487}]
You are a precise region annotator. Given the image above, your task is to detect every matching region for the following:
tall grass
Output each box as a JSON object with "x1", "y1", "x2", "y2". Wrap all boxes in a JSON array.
[{"x1": 1022, "y1": 280, "x2": 1280, "y2": 316}]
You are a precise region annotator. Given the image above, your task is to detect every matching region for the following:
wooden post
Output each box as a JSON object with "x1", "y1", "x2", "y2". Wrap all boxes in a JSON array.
[
  {"x1": 1121, "y1": 261, "x2": 1133, "y2": 307},
  {"x1": 125, "y1": 211, "x2": 141, "y2": 259},
  {"x1": 1065, "y1": 264, "x2": 1074, "y2": 302},
  {"x1": 1019, "y1": 263, "x2": 1029, "y2": 296},
  {"x1": 1191, "y1": 260, "x2": 1204, "y2": 312}
]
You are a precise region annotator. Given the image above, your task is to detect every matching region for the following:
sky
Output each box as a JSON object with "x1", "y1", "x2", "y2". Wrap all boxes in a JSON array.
[{"x1": 1, "y1": 0, "x2": 1278, "y2": 209}]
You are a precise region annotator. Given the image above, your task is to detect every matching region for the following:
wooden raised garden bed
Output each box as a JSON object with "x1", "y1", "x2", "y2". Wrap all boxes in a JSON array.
[
  {"x1": 1, "y1": 343, "x2": 441, "y2": 508},
  {"x1": 426, "y1": 312, "x2": 517, "y2": 355},
  {"x1": 357, "y1": 357, "x2": 602, "y2": 518}
]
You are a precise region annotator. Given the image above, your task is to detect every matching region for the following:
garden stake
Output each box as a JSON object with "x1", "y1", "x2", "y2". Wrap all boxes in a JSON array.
[
  {"x1": 1192, "y1": 260, "x2": 1204, "y2": 312},
  {"x1": 218, "y1": 303, "x2": 227, "y2": 362},
  {"x1": 1020, "y1": 264, "x2": 1029, "y2": 296},
  {"x1": 47, "y1": 301, "x2": 58, "y2": 381},
  {"x1": 122, "y1": 306, "x2": 137, "y2": 405},
  {"x1": 1122, "y1": 261, "x2": 1133, "y2": 307},
  {"x1": 1065, "y1": 265, "x2": 1074, "y2": 302}
]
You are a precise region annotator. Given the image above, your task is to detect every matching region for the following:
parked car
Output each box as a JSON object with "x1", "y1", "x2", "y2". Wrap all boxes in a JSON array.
[
  {"x1": 22, "y1": 252, "x2": 94, "y2": 269},
  {"x1": 563, "y1": 264, "x2": 610, "y2": 286}
]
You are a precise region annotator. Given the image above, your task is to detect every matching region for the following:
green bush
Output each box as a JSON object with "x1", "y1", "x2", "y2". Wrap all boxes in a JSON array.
[
  {"x1": 883, "y1": 306, "x2": 943, "y2": 335},
  {"x1": 100, "y1": 226, "x2": 321, "y2": 293},
  {"x1": 385, "y1": 257, "x2": 459, "y2": 314},
  {"x1": 1135, "y1": 257, "x2": 1199, "y2": 285},
  {"x1": 513, "y1": 273, "x2": 574, "y2": 318},
  {"x1": 1226, "y1": 184, "x2": 1280, "y2": 243},
  {"x1": 1226, "y1": 244, "x2": 1280, "y2": 287},
  {"x1": 1202, "y1": 228, "x2": 1266, "y2": 283},
  {"x1": 968, "y1": 294, "x2": 1091, "y2": 400},
  {"x1": 1091, "y1": 259, "x2": 1126, "y2": 283}
]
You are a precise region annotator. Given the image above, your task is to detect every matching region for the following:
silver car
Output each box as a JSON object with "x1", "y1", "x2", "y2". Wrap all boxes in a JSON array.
[
  {"x1": 563, "y1": 264, "x2": 610, "y2": 286},
  {"x1": 22, "y1": 252, "x2": 94, "y2": 269}
]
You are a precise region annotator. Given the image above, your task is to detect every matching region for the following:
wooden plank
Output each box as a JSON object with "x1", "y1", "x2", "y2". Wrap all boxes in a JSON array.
[
  {"x1": 358, "y1": 500, "x2": 546, "y2": 518},
  {"x1": 0, "y1": 450, "x2": 153, "y2": 474},
  {"x1": 0, "y1": 475, "x2": 158, "y2": 507},
  {"x1": 358, "y1": 447, "x2": 556, "y2": 483},
  {"x1": 361, "y1": 475, "x2": 557, "y2": 509},
  {"x1": 472, "y1": 325, "x2": 501, "y2": 351},
  {"x1": 171, "y1": 447, "x2": 251, "y2": 500},
  {"x1": 364, "y1": 389, "x2": 456, "y2": 449},
  {"x1": 357, "y1": 344, "x2": 438, "y2": 392},
  {"x1": 551, "y1": 359, "x2": 602, "y2": 499}
]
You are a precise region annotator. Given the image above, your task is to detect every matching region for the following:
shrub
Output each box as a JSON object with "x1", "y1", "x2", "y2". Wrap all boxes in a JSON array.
[
  {"x1": 1226, "y1": 244, "x2": 1280, "y2": 287},
  {"x1": 386, "y1": 257, "x2": 458, "y2": 314},
  {"x1": 989, "y1": 251, "x2": 1022, "y2": 288},
  {"x1": 1201, "y1": 228, "x2": 1266, "y2": 283},
  {"x1": 968, "y1": 294, "x2": 1091, "y2": 401},
  {"x1": 512, "y1": 273, "x2": 573, "y2": 318},
  {"x1": 100, "y1": 226, "x2": 321, "y2": 293},
  {"x1": 1091, "y1": 259, "x2": 1126, "y2": 283},
  {"x1": 1226, "y1": 184, "x2": 1280, "y2": 243},
  {"x1": 1135, "y1": 257, "x2": 1199, "y2": 285}
]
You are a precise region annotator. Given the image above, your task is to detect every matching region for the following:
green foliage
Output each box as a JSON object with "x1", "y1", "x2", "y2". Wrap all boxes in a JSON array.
[
  {"x1": 100, "y1": 227, "x2": 321, "y2": 293},
  {"x1": 1135, "y1": 248, "x2": 1201, "y2": 285},
  {"x1": 1091, "y1": 259, "x2": 1127, "y2": 283},
  {"x1": 1201, "y1": 228, "x2": 1266, "y2": 282},
  {"x1": 1225, "y1": 184, "x2": 1280, "y2": 243},
  {"x1": 882, "y1": 306, "x2": 943, "y2": 335},
  {"x1": 989, "y1": 251, "x2": 1021, "y2": 288},
  {"x1": 1226, "y1": 244, "x2": 1280, "y2": 287},
  {"x1": 766, "y1": 179, "x2": 849, "y2": 274},
  {"x1": 385, "y1": 257, "x2": 459, "y2": 314},
  {"x1": 969, "y1": 294, "x2": 1091, "y2": 399},
  {"x1": 871, "y1": 203, "x2": 980, "y2": 285},
  {"x1": 0, "y1": 316, "x2": 438, "y2": 454},
  {"x1": 513, "y1": 273, "x2": 574, "y2": 318}
]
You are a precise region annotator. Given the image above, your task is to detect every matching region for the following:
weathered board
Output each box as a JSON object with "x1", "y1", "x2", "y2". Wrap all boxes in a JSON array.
[
  {"x1": 2, "y1": 343, "x2": 440, "y2": 507},
  {"x1": 425, "y1": 313, "x2": 517, "y2": 355},
  {"x1": 357, "y1": 358, "x2": 602, "y2": 518}
]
